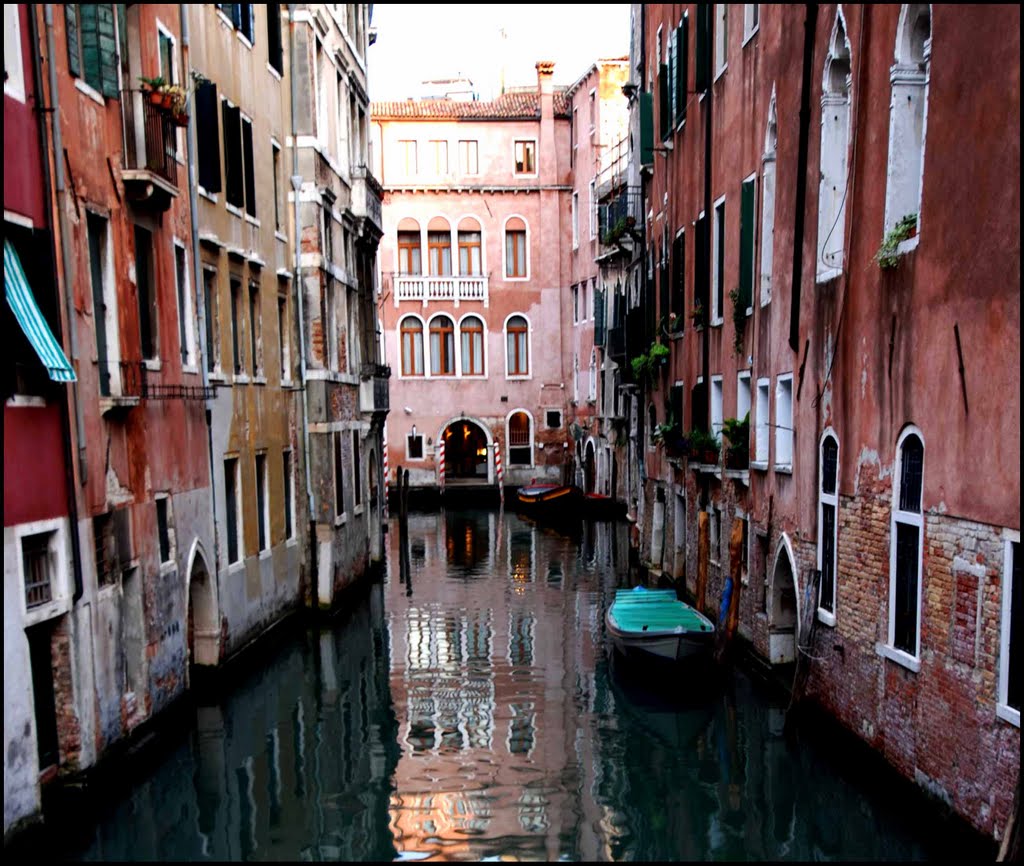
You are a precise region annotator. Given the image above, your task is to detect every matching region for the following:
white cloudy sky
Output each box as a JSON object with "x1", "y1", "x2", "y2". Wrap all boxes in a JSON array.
[{"x1": 367, "y1": 4, "x2": 631, "y2": 101}]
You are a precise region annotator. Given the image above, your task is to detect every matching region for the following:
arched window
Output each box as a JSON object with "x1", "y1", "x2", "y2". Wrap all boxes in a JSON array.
[
  {"x1": 818, "y1": 431, "x2": 840, "y2": 620},
  {"x1": 508, "y1": 411, "x2": 532, "y2": 466},
  {"x1": 460, "y1": 315, "x2": 484, "y2": 375},
  {"x1": 397, "y1": 218, "x2": 422, "y2": 275},
  {"x1": 817, "y1": 11, "x2": 852, "y2": 282},
  {"x1": 429, "y1": 315, "x2": 454, "y2": 375},
  {"x1": 588, "y1": 350, "x2": 597, "y2": 401},
  {"x1": 760, "y1": 85, "x2": 778, "y2": 307},
  {"x1": 505, "y1": 217, "x2": 527, "y2": 279},
  {"x1": 884, "y1": 5, "x2": 930, "y2": 237},
  {"x1": 889, "y1": 428, "x2": 925, "y2": 660},
  {"x1": 427, "y1": 216, "x2": 452, "y2": 276},
  {"x1": 458, "y1": 217, "x2": 482, "y2": 276},
  {"x1": 399, "y1": 316, "x2": 423, "y2": 376},
  {"x1": 506, "y1": 315, "x2": 529, "y2": 376}
]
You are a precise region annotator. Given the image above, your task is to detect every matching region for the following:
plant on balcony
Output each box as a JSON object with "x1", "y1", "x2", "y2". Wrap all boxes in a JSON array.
[
  {"x1": 874, "y1": 213, "x2": 918, "y2": 269},
  {"x1": 686, "y1": 428, "x2": 720, "y2": 465},
  {"x1": 729, "y1": 286, "x2": 747, "y2": 356},
  {"x1": 653, "y1": 420, "x2": 688, "y2": 456},
  {"x1": 601, "y1": 215, "x2": 639, "y2": 247},
  {"x1": 660, "y1": 311, "x2": 681, "y2": 337},
  {"x1": 689, "y1": 302, "x2": 706, "y2": 329},
  {"x1": 630, "y1": 341, "x2": 670, "y2": 388},
  {"x1": 722, "y1": 412, "x2": 750, "y2": 470}
]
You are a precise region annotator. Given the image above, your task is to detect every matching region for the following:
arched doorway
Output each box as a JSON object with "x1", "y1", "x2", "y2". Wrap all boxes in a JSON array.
[
  {"x1": 187, "y1": 543, "x2": 219, "y2": 671},
  {"x1": 441, "y1": 419, "x2": 489, "y2": 482},
  {"x1": 584, "y1": 440, "x2": 596, "y2": 494},
  {"x1": 368, "y1": 448, "x2": 382, "y2": 562},
  {"x1": 769, "y1": 536, "x2": 799, "y2": 664}
]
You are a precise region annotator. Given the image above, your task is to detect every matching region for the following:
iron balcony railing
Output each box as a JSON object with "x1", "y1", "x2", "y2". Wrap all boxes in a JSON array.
[
  {"x1": 123, "y1": 90, "x2": 178, "y2": 187},
  {"x1": 352, "y1": 164, "x2": 383, "y2": 230},
  {"x1": 598, "y1": 186, "x2": 644, "y2": 245},
  {"x1": 100, "y1": 360, "x2": 215, "y2": 402}
]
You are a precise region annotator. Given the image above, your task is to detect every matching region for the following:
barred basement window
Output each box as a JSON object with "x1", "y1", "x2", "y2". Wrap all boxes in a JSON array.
[
  {"x1": 508, "y1": 411, "x2": 532, "y2": 466},
  {"x1": 407, "y1": 432, "x2": 424, "y2": 460},
  {"x1": 818, "y1": 432, "x2": 840, "y2": 619},
  {"x1": 888, "y1": 427, "x2": 924, "y2": 660},
  {"x1": 156, "y1": 495, "x2": 172, "y2": 564}
]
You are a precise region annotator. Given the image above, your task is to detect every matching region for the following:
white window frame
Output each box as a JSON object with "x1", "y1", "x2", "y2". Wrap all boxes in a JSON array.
[
  {"x1": 743, "y1": 4, "x2": 760, "y2": 46},
  {"x1": 710, "y1": 375, "x2": 723, "y2": 440},
  {"x1": 753, "y1": 377, "x2": 770, "y2": 468},
  {"x1": 399, "y1": 139, "x2": 418, "y2": 177},
  {"x1": 405, "y1": 429, "x2": 426, "y2": 462},
  {"x1": 513, "y1": 138, "x2": 538, "y2": 177},
  {"x1": 817, "y1": 429, "x2": 840, "y2": 626},
  {"x1": 255, "y1": 451, "x2": 270, "y2": 555},
  {"x1": 711, "y1": 194, "x2": 726, "y2": 325},
  {"x1": 4, "y1": 5, "x2": 26, "y2": 103},
  {"x1": 774, "y1": 373, "x2": 793, "y2": 471},
  {"x1": 572, "y1": 191, "x2": 579, "y2": 249},
  {"x1": 714, "y1": 4, "x2": 729, "y2": 80},
  {"x1": 505, "y1": 408, "x2": 535, "y2": 468},
  {"x1": 998, "y1": 530, "x2": 1020, "y2": 727},
  {"x1": 284, "y1": 448, "x2": 296, "y2": 542},
  {"x1": 760, "y1": 86, "x2": 778, "y2": 307},
  {"x1": 459, "y1": 139, "x2": 479, "y2": 176},
  {"x1": 503, "y1": 312, "x2": 532, "y2": 380},
  {"x1": 16, "y1": 517, "x2": 73, "y2": 626},
  {"x1": 457, "y1": 312, "x2": 488, "y2": 379},
  {"x1": 333, "y1": 430, "x2": 348, "y2": 525},
  {"x1": 589, "y1": 180, "x2": 597, "y2": 240},
  {"x1": 429, "y1": 138, "x2": 448, "y2": 176},
  {"x1": 588, "y1": 350, "x2": 597, "y2": 402},
  {"x1": 502, "y1": 214, "x2": 530, "y2": 282},
  {"x1": 226, "y1": 456, "x2": 243, "y2": 568},
  {"x1": 173, "y1": 238, "x2": 197, "y2": 370},
  {"x1": 736, "y1": 371, "x2": 752, "y2": 422},
  {"x1": 396, "y1": 313, "x2": 426, "y2": 379}
]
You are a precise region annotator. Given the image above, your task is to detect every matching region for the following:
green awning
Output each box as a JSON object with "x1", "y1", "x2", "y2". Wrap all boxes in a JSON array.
[{"x1": 4, "y1": 238, "x2": 75, "y2": 382}]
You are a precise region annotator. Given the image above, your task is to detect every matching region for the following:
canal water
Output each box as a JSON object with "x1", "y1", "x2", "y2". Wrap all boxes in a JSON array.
[{"x1": 46, "y1": 508, "x2": 979, "y2": 861}]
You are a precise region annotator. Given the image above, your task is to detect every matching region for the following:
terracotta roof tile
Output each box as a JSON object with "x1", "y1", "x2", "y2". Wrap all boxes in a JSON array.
[{"x1": 371, "y1": 89, "x2": 571, "y2": 121}]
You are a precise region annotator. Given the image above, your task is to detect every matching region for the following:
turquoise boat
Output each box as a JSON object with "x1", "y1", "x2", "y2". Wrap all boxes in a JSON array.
[{"x1": 606, "y1": 587, "x2": 715, "y2": 662}]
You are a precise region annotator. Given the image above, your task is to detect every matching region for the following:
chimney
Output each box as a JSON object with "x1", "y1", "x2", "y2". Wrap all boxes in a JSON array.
[{"x1": 536, "y1": 61, "x2": 555, "y2": 183}]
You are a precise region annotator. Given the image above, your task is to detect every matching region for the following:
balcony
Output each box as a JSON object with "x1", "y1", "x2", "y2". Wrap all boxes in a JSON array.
[
  {"x1": 597, "y1": 185, "x2": 644, "y2": 257},
  {"x1": 351, "y1": 164, "x2": 383, "y2": 237},
  {"x1": 359, "y1": 363, "x2": 390, "y2": 415},
  {"x1": 122, "y1": 91, "x2": 179, "y2": 211},
  {"x1": 392, "y1": 275, "x2": 488, "y2": 307}
]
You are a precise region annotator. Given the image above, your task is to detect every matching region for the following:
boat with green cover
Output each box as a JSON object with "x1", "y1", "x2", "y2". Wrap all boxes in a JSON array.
[{"x1": 606, "y1": 586, "x2": 715, "y2": 662}]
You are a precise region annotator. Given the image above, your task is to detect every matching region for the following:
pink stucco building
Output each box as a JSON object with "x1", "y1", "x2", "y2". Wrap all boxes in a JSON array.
[{"x1": 372, "y1": 63, "x2": 574, "y2": 491}]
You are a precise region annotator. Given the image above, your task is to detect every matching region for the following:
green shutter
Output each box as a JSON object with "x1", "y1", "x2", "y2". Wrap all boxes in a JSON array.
[
  {"x1": 97, "y1": 5, "x2": 119, "y2": 99},
  {"x1": 79, "y1": 3, "x2": 101, "y2": 90},
  {"x1": 594, "y1": 289, "x2": 606, "y2": 347},
  {"x1": 640, "y1": 91, "x2": 653, "y2": 166},
  {"x1": 677, "y1": 16, "x2": 688, "y2": 123},
  {"x1": 696, "y1": 5, "x2": 710, "y2": 93},
  {"x1": 740, "y1": 178, "x2": 755, "y2": 310},
  {"x1": 65, "y1": 5, "x2": 81, "y2": 77}
]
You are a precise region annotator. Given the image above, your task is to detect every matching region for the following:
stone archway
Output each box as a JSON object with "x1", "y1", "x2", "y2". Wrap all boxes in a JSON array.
[
  {"x1": 187, "y1": 542, "x2": 219, "y2": 670},
  {"x1": 768, "y1": 535, "x2": 799, "y2": 664},
  {"x1": 368, "y1": 447, "x2": 382, "y2": 562},
  {"x1": 440, "y1": 417, "x2": 491, "y2": 483},
  {"x1": 584, "y1": 440, "x2": 596, "y2": 494}
]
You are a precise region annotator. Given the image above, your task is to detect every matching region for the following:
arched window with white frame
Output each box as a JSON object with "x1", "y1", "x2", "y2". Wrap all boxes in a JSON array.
[
  {"x1": 818, "y1": 430, "x2": 840, "y2": 622},
  {"x1": 884, "y1": 5, "x2": 930, "y2": 239},
  {"x1": 507, "y1": 410, "x2": 533, "y2": 466},
  {"x1": 459, "y1": 314, "x2": 485, "y2": 376},
  {"x1": 397, "y1": 217, "x2": 422, "y2": 275},
  {"x1": 504, "y1": 216, "x2": 528, "y2": 279},
  {"x1": 888, "y1": 426, "x2": 925, "y2": 664},
  {"x1": 588, "y1": 350, "x2": 597, "y2": 401},
  {"x1": 505, "y1": 314, "x2": 529, "y2": 377},
  {"x1": 817, "y1": 9, "x2": 852, "y2": 282},
  {"x1": 760, "y1": 85, "x2": 778, "y2": 307},
  {"x1": 428, "y1": 314, "x2": 455, "y2": 376},
  {"x1": 427, "y1": 216, "x2": 452, "y2": 276},
  {"x1": 398, "y1": 314, "x2": 424, "y2": 376},
  {"x1": 457, "y1": 216, "x2": 483, "y2": 276}
]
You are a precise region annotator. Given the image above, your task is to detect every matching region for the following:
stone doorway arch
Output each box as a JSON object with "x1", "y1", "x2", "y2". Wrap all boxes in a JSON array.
[
  {"x1": 186, "y1": 541, "x2": 219, "y2": 671},
  {"x1": 768, "y1": 534, "x2": 799, "y2": 664},
  {"x1": 438, "y1": 416, "x2": 492, "y2": 484}
]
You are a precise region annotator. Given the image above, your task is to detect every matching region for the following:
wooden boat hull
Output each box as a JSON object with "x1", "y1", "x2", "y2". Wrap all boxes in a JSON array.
[
  {"x1": 605, "y1": 587, "x2": 715, "y2": 663},
  {"x1": 515, "y1": 485, "x2": 581, "y2": 520},
  {"x1": 606, "y1": 614, "x2": 714, "y2": 661}
]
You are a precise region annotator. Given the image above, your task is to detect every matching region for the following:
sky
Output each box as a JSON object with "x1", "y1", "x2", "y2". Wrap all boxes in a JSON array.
[{"x1": 367, "y1": 4, "x2": 631, "y2": 102}]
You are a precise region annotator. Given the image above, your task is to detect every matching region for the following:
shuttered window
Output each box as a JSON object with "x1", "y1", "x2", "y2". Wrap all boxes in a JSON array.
[
  {"x1": 658, "y1": 63, "x2": 670, "y2": 140},
  {"x1": 668, "y1": 29, "x2": 678, "y2": 122},
  {"x1": 694, "y1": 214, "x2": 707, "y2": 315},
  {"x1": 739, "y1": 177, "x2": 756, "y2": 311},
  {"x1": 676, "y1": 14, "x2": 689, "y2": 124},
  {"x1": 196, "y1": 80, "x2": 222, "y2": 193},
  {"x1": 696, "y1": 4, "x2": 711, "y2": 93},
  {"x1": 672, "y1": 231, "x2": 686, "y2": 322},
  {"x1": 242, "y1": 117, "x2": 256, "y2": 217},
  {"x1": 223, "y1": 102, "x2": 244, "y2": 208},
  {"x1": 640, "y1": 90, "x2": 654, "y2": 166},
  {"x1": 65, "y1": 4, "x2": 119, "y2": 98},
  {"x1": 594, "y1": 288, "x2": 606, "y2": 347}
]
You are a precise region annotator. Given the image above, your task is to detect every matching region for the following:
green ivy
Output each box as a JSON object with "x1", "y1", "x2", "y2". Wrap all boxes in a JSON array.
[{"x1": 874, "y1": 213, "x2": 918, "y2": 269}]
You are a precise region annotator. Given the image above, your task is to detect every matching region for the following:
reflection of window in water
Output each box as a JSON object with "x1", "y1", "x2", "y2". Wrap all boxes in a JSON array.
[
  {"x1": 443, "y1": 615, "x2": 464, "y2": 667},
  {"x1": 445, "y1": 512, "x2": 490, "y2": 568},
  {"x1": 509, "y1": 529, "x2": 534, "y2": 587},
  {"x1": 508, "y1": 611, "x2": 534, "y2": 667},
  {"x1": 408, "y1": 694, "x2": 437, "y2": 753},
  {"x1": 464, "y1": 610, "x2": 492, "y2": 666},
  {"x1": 508, "y1": 701, "x2": 535, "y2": 754},
  {"x1": 518, "y1": 787, "x2": 550, "y2": 833},
  {"x1": 410, "y1": 537, "x2": 427, "y2": 566},
  {"x1": 463, "y1": 693, "x2": 494, "y2": 750},
  {"x1": 546, "y1": 560, "x2": 563, "y2": 585}
]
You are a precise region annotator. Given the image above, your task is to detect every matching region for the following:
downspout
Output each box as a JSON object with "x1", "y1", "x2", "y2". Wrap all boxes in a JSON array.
[
  {"x1": 290, "y1": 4, "x2": 316, "y2": 605},
  {"x1": 36, "y1": 4, "x2": 84, "y2": 602},
  {"x1": 180, "y1": 3, "x2": 222, "y2": 587},
  {"x1": 790, "y1": 4, "x2": 818, "y2": 353},
  {"x1": 700, "y1": 7, "x2": 713, "y2": 511},
  {"x1": 44, "y1": 4, "x2": 88, "y2": 493}
]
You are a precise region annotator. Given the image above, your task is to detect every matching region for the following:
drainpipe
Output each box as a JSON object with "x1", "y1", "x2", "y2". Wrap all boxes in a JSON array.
[
  {"x1": 36, "y1": 5, "x2": 84, "y2": 602},
  {"x1": 44, "y1": 4, "x2": 88, "y2": 495},
  {"x1": 180, "y1": 3, "x2": 222, "y2": 587},
  {"x1": 700, "y1": 9, "x2": 713, "y2": 511},
  {"x1": 290, "y1": 4, "x2": 316, "y2": 604}
]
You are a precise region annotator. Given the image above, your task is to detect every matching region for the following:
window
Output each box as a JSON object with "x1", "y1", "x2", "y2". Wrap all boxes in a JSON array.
[
  {"x1": 5, "y1": 6, "x2": 25, "y2": 102},
  {"x1": 221, "y1": 103, "x2": 256, "y2": 216},
  {"x1": 399, "y1": 139, "x2": 418, "y2": 176},
  {"x1": 588, "y1": 350, "x2": 597, "y2": 401},
  {"x1": 888, "y1": 429, "x2": 924, "y2": 660},
  {"x1": 249, "y1": 280, "x2": 262, "y2": 375},
  {"x1": 546, "y1": 410, "x2": 562, "y2": 429},
  {"x1": 571, "y1": 192, "x2": 579, "y2": 248},
  {"x1": 429, "y1": 139, "x2": 448, "y2": 175},
  {"x1": 508, "y1": 411, "x2": 532, "y2": 466},
  {"x1": 134, "y1": 226, "x2": 158, "y2": 362},
  {"x1": 775, "y1": 374, "x2": 793, "y2": 468},
  {"x1": 761, "y1": 88, "x2": 777, "y2": 306},
  {"x1": 255, "y1": 453, "x2": 268, "y2": 552},
  {"x1": 427, "y1": 219, "x2": 452, "y2": 276},
  {"x1": 458, "y1": 219, "x2": 482, "y2": 276},
  {"x1": 743, "y1": 4, "x2": 759, "y2": 42},
  {"x1": 755, "y1": 378, "x2": 770, "y2": 464},
  {"x1": 737, "y1": 372, "x2": 751, "y2": 423},
  {"x1": 325, "y1": 279, "x2": 339, "y2": 371},
  {"x1": 272, "y1": 142, "x2": 282, "y2": 231},
  {"x1": 460, "y1": 316, "x2": 484, "y2": 376},
  {"x1": 174, "y1": 242, "x2": 194, "y2": 367},
  {"x1": 407, "y1": 430, "x2": 424, "y2": 460},
  {"x1": 278, "y1": 292, "x2": 289, "y2": 382},
  {"x1": 712, "y1": 196, "x2": 725, "y2": 324},
  {"x1": 87, "y1": 213, "x2": 117, "y2": 396},
  {"x1": 225, "y1": 457, "x2": 241, "y2": 565},
  {"x1": 158, "y1": 26, "x2": 177, "y2": 86},
  {"x1": 572, "y1": 285, "x2": 579, "y2": 324},
  {"x1": 884, "y1": 5, "x2": 930, "y2": 239},
  {"x1": 397, "y1": 221, "x2": 422, "y2": 275},
  {"x1": 695, "y1": 5, "x2": 711, "y2": 92},
  {"x1": 514, "y1": 140, "x2": 535, "y2": 174},
  {"x1": 589, "y1": 180, "x2": 597, "y2": 239},
  {"x1": 648, "y1": 404, "x2": 657, "y2": 450},
  {"x1": 204, "y1": 268, "x2": 220, "y2": 374},
  {"x1": 505, "y1": 217, "x2": 527, "y2": 278},
  {"x1": 283, "y1": 450, "x2": 294, "y2": 541},
  {"x1": 230, "y1": 277, "x2": 244, "y2": 374},
  {"x1": 459, "y1": 139, "x2": 479, "y2": 175},
  {"x1": 714, "y1": 4, "x2": 728, "y2": 76},
  {"x1": 572, "y1": 107, "x2": 578, "y2": 166},
  {"x1": 64, "y1": 4, "x2": 120, "y2": 98},
  {"x1": 187, "y1": 78, "x2": 220, "y2": 194},
  {"x1": 506, "y1": 315, "x2": 529, "y2": 377},
  {"x1": 671, "y1": 230, "x2": 686, "y2": 322},
  {"x1": 333, "y1": 431, "x2": 345, "y2": 518},
  {"x1": 817, "y1": 11, "x2": 852, "y2": 281},
  {"x1": 739, "y1": 175, "x2": 756, "y2": 315},
  {"x1": 710, "y1": 376, "x2": 723, "y2": 440},
  {"x1": 267, "y1": 4, "x2": 283, "y2": 74},
  {"x1": 241, "y1": 117, "x2": 256, "y2": 218},
  {"x1": 352, "y1": 431, "x2": 362, "y2": 507},
  {"x1": 999, "y1": 536, "x2": 1020, "y2": 725},
  {"x1": 667, "y1": 29, "x2": 677, "y2": 130},
  {"x1": 399, "y1": 316, "x2": 424, "y2": 376},
  {"x1": 675, "y1": 13, "x2": 689, "y2": 125},
  {"x1": 429, "y1": 315, "x2": 455, "y2": 376},
  {"x1": 314, "y1": 37, "x2": 327, "y2": 146},
  {"x1": 22, "y1": 532, "x2": 55, "y2": 609},
  {"x1": 710, "y1": 507, "x2": 721, "y2": 563},
  {"x1": 818, "y1": 432, "x2": 839, "y2": 620}
]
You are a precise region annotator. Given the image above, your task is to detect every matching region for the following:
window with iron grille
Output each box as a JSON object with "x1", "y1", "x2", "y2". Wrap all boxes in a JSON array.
[{"x1": 22, "y1": 532, "x2": 54, "y2": 609}]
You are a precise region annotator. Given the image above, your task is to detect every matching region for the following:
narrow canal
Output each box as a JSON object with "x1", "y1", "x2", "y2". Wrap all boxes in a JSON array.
[{"x1": 45, "y1": 508, "x2": 982, "y2": 861}]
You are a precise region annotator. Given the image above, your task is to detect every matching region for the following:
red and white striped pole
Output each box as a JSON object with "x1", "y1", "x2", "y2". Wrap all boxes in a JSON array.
[
  {"x1": 494, "y1": 441, "x2": 504, "y2": 504},
  {"x1": 382, "y1": 422, "x2": 389, "y2": 519},
  {"x1": 438, "y1": 436, "x2": 446, "y2": 493}
]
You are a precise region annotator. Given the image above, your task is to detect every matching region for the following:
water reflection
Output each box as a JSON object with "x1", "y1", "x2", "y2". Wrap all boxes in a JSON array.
[{"x1": 49, "y1": 507, "x2": 972, "y2": 862}]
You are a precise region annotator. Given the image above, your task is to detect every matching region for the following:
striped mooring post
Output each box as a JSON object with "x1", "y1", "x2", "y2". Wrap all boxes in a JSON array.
[
  {"x1": 494, "y1": 441, "x2": 504, "y2": 504},
  {"x1": 438, "y1": 437, "x2": 446, "y2": 493},
  {"x1": 382, "y1": 422, "x2": 389, "y2": 519}
]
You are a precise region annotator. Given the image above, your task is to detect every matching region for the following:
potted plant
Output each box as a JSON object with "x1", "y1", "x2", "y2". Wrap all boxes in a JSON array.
[
  {"x1": 139, "y1": 75, "x2": 168, "y2": 106},
  {"x1": 874, "y1": 213, "x2": 918, "y2": 269},
  {"x1": 729, "y1": 286, "x2": 748, "y2": 356},
  {"x1": 689, "y1": 302, "x2": 705, "y2": 329},
  {"x1": 648, "y1": 341, "x2": 670, "y2": 368},
  {"x1": 686, "y1": 428, "x2": 720, "y2": 465},
  {"x1": 722, "y1": 413, "x2": 750, "y2": 470}
]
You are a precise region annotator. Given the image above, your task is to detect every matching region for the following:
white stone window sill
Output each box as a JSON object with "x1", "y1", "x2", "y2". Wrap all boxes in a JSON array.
[
  {"x1": 714, "y1": 63, "x2": 728, "y2": 84},
  {"x1": 506, "y1": 375, "x2": 531, "y2": 381},
  {"x1": 275, "y1": 230, "x2": 289, "y2": 243},
  {"x1": 335, "y1": 513, "x2": 348, "y2": 527},
  {"x1": 23, "y1": 595, "x2": 72, "y2": 627},
  {"x1": 817, "y1": 608, "x2": 837, "y2": 627},
  {"x1": 209, "y1": 371, "x2": 227, "y2": 383},
  {"x1": 226, "y1": 203, "x2": 245, "y2": 219},
  {"x1": 897, "y1": 235, "x2": 919, "y2": 256},
  {"x1": 751, "y1": 460, "x2": 769, "y2": 472},
  {"x1": 7, "y1": 395, "x2": 47, "y2": 408},
  {"x1": 742, "y1": 27, "x2": 759, "y2": 48},
  {"x1": 252, "y1": 375, "x2": 267, "y2": 385},
  {"x1": 996, "y1": 703, "x2": 1020, "y2": 728},
  {"x1": 234, "y1": 373, "x2": 250, "y2": 384},
  {"x1": 245, "y1": 214, "x2": 261, "y2": 227},
  {"x1": 143, "y1": 358, "x2": 162, "y2": 372},
  {"x1": 75, "y1": 78, "x2": 105, "y2": 106},
  {"x1": 258, "y1": 548, "x2": 272, "y2": 561},
  {"x1": 159, "y1": 561, "x2": 177, "y2": 576},
  {"x1": 227, "y1": 559, "x2": 245, "y2": 574},
  {"x1": 774, "y1": 463, "x2": 793, "y2": 475},
  {"x1": 281, "y1": 378, "x2": 295, "y2": 388},
  {"x1": 354, "y1": 505, "x2": 364, "y2": 516},
  {"x1": 237, "y1": 32, "x2": 253, "y2": 51},
  {"x1": 198, "y1": 187, "x2": 218, "y2": 204},
  {"x1": 816, "y1": 266, "x2": 843, "y2": 284},
  {"x1": 267, "y1": 63, "x2": 283, "y2": 82},
  {"x1": 182, "y1": 364, "x2": 199, "y2": 376},
  {"x1": 286, "y1": 537, "x2": 298, "y2": 548},
  {"x1": 875, "y1": 642, "x2": 921, "y2": 673},
  {"x1": 710, "y1": 317, "x2": 724, "y2": 328},
  {"x1": 216, "y1": 8, "x2": 234, "y2": 28}
]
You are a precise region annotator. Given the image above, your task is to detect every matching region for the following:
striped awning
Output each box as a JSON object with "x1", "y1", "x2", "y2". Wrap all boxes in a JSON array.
[{"x1": 4, "y1": 238, "x2": 75, "y2": 382}]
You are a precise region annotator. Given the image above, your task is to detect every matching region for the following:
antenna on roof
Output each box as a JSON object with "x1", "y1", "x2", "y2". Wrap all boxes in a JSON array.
[{"x1": 498, "y1": 26, "x2": 508, "y2": 96}]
